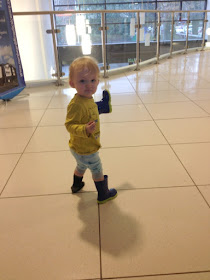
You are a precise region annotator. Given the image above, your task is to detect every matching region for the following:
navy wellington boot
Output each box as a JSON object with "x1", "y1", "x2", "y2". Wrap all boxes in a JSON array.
[
  {"x1": 95, "y1": 89, "x2": 112, "y2": 114},
  {"x1": 71, "y1": 175, "x2": 85, "y2": 193},
  {"x1": 94, "y1": 175, "x2": 117, "y2": 204}
]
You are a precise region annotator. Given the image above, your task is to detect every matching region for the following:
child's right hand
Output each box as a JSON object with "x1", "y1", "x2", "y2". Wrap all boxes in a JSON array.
[{"x1": 86, "y1": 121, "x2": 96, "y2": 135}]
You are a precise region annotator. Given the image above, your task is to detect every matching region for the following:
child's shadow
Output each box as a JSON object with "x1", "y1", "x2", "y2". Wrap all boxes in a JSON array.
[{"x1": 76, "y1": 185, "x2": 141, "y2": 257}]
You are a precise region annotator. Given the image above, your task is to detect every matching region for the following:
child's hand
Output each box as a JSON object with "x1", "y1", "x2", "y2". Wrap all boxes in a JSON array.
[{"x1": 86, "y1": 121, "x2": 96, "y2": 135}]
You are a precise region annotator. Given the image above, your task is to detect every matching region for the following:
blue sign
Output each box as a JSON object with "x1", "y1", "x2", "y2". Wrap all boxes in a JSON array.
[{"x1": 0, "y1": 0, "x2": 25, "y2": 100}]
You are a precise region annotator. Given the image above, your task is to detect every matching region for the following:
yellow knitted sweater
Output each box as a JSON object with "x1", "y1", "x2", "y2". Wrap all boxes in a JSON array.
[{"x1": 65, "y1": 94, "x2": 101, "y2": 155}]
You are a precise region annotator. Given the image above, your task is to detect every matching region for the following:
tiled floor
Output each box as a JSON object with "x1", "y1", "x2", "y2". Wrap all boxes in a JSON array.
[{"x1": 0, "y1": 51, "x2": 210, "y2": 280}]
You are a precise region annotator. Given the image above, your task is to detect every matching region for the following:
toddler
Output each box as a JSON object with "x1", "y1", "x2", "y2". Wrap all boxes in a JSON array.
[{"x1": 65, "y1": 56, "x2": 117, "y2": 204}]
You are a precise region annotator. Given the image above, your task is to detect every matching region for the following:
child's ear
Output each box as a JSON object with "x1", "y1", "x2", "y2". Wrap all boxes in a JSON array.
[{"x1": 69, "y1": 80, "x2": 75, "y2": 88}]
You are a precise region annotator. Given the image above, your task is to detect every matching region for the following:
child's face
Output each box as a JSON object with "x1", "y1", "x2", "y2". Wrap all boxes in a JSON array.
[{"x1": 70, "y1": 68, "x2": 99, "y2": 99}]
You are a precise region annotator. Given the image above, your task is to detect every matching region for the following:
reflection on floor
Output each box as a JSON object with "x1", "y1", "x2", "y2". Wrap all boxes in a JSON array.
[{"x1": 0, "y1": 51, "x2": 210, "y2": 280}]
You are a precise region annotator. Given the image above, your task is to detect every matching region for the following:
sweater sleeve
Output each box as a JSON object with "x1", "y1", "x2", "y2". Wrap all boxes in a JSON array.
[{"x1": 65, "y1": 103, "x2": 88, "y2": 138}]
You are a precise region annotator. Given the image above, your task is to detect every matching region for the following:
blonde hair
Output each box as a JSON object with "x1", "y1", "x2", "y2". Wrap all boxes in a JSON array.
[{"x1": 69, "y1": 56, "x2": 100, "y2": 82}]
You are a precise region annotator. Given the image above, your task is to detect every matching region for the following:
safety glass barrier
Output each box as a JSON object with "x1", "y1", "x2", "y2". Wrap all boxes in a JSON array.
[
  {"x1": 13, "y1": 9, "x2": 210, "y2": 83},
  {"x1": 159, "y1": 13, "x2": 172, "y2": 56},
  {"x1": 188, "y1": 12, "x2": 205, "y2": 49},
  {"x1": 157, "y1": 2, "x2": 179, "y2": 56},
  {"x1": 171, "y1": 13, "x2": 187, "y2": 52},
  {"x1": 139, "y1": 12, "x2": 157, "y2": 64},
  {"x1": 54, "y1": 6, "x2": 103, "y2": 78},
  {"x1": 13, "y1": 15, "x2": 56, "y2": 82},
  {"x1": 105, "y1": 11, "x2": 137, "y2": 71}
]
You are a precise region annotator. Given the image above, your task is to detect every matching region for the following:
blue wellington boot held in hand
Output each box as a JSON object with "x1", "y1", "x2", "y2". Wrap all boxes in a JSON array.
[
  {"x1": 94, "y1": 175, "x2": 117, "y2": 204},
  {"x1": 95, "y1": 89, "x2": 112, "y2": 114}
]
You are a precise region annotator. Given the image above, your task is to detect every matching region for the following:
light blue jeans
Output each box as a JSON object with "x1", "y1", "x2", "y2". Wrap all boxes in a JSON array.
[{"x1": 70, "y1": 149, "x2": 103, "y2": 180}]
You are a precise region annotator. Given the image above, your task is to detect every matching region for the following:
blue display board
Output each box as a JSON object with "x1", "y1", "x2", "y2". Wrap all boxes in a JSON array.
[{"x1": 0, "y1": 0, "x2": 25, "y2": 100}]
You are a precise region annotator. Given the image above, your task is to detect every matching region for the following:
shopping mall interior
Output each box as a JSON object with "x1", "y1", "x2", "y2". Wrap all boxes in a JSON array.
[{"x1": 0, "y1": 1, "x2": 210, "y2": 280}]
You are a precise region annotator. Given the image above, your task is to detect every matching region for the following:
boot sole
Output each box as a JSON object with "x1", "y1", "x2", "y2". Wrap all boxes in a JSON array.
[{"x1": 97, "y1": 193, "x2": 117, "y2": 204}]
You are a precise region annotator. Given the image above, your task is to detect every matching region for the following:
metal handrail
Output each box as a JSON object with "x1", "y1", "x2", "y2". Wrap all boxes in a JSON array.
[
  {"x1": 13, "y1": 9, "x2": 210, "y2": 84},
  {"x1": 13, "y1": 9, "x2": 210, "y2": 16}
]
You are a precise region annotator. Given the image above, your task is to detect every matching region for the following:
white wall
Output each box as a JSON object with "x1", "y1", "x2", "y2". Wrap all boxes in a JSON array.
[{"x1": 11, "y1": 0, "x2": 55, "y2": 82}]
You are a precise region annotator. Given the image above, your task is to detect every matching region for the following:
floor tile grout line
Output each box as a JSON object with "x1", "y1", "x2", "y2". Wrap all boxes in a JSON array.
[
  {"x1": 188, "y1": 98, "x2": 210, "y2": 115},
  {"x1": 194, "y1": 184, "x2": 210, "y2": 208},
  {"x1": 137, "y1": 99, "x2": 210, "y2": 104},
  {"x1": 1, "y1": 114, "x2": 210, "y2": 130},
  {"x1": 16, "y1": 91, "x2": 56, "y2": 153},
  {"x1": 101, "y1": 269, "x2": 210, "y2": 280},
  {"x1": 0, "y1": 185, "x2": 199, "y2": 200},
  {"x1": 170, "y1": 78, "x2": 210, "y2": 97},
  {"x1": 101, "y1": 142, "x2": 210, "y2": 149},
  {"x1": 0, "y1": 92, "x2": 56, "y2": 197},
  {"x1": 25, "y1": 115, "x2": 210, "y2": 127},
  {"x1": 155, "y1": 120, "x2": 210, "y2": 209},
  {"x1": 131, "y1": 83, "x2": 210, "y2": 209},
  {"x1": 165, "y1": 76, "x2": 210, "y2": 107},
  {"x1": 98, "y1": 204, "x2": 103, "y2": 280},
  {"x1": 0, "y1": 191, "x2": 89, "y2": 200},
  {"x1": 0, "y1": 155, "x2": 22, "y2": 197},
  {"x1": 173, "y1": 86, "x2": 210, "y2": 115},
  {"x1": 72, "y1": 278, "x2": 99, "y2": 280},
  {"x1": 0, "y1": 121, "x2": 41, "y2": 196},
  {"x1": 1, "y1": 109, "x2": 209, "y2": 129},
  {"x1": 0, "y1": 125, "x2": 38, "y2": 130},
  {"x1": 2, "y1": 140, "x2": 208, "y2": 156},
  {"x1": 169, "y1": 144, "x2": 210, "y2": 209},
  {"x1": 154, "y1": 119, "x2": 210, "y2": 207}
]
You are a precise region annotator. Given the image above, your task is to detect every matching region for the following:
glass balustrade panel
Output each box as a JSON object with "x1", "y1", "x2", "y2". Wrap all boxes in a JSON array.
[
  {"x1": 173, "y1": 12, "x2": 188, "y2": 52},
  {"x1": 55, "y1": 5, "x2": 103, "y2": 78},
  {"x1": 105, "y1": 11, "x2": 137, "y2": 70},
  {"x1": 14, "y1": 3, "x2": 210, "y2": 82},
  {"x1": 79, "y1": 5, "x2": 104, "y2": 72},
  {"x1": 182, "y1": 1, "x2": 206, "y2": 50},
  {"x1": 159, "y1": 13, "x2": 172, "y2": 56},
  {"x1": 105, "y1": 2, "x2": 157, "y2": 70},
  {"x1": 137, "y1": 10, "x2": 156, "y2": 63},
  {"x1": 105, "y1": 2, "x2": 141, "y2": 71},
  {"x1": 188, "y1": 12, "x2": 205, "y2": 49},
  {"x1": 157, "y1": 2, "x2": 180, "y2": 56}
]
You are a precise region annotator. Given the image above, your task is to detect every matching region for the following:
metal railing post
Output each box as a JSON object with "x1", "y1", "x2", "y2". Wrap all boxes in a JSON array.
[
  {"x1": 169, "y1": 12, "x2": 174, "y2": 58},
  {"x1": 184, "y1": 12, "x2": 190, "y2": 54},
  {"x1": 50, "y1": 14, "x2": 62, "y2": 86},
  {"x1": 135, "y1": 12, "x2": 140, "y2": 71},
  {"x1": 201, "y1": 11, "x2": 208, "y2": 51},
  {"x1": 156, "y1": 12, "x2": 161, "y2": 64},
  {"x1": 101, "y1": 12, "x2": 108, "y2": 78}
]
